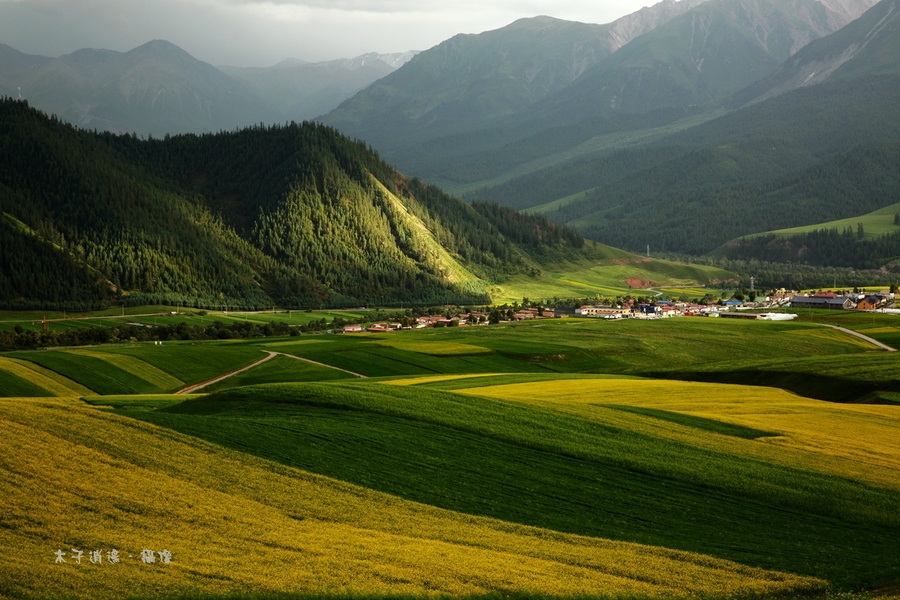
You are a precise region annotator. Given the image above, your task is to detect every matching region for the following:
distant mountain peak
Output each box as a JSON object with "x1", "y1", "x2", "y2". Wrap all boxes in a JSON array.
[
  {"x1": 603, "y1": 0, "x2": 711, "y2": 52},
  {"x1": 125, "y1": 39, "x2": 200, "y2": 62},
  {"x1": 734, "y1": 0, "x2": 900, "y2": 104}
]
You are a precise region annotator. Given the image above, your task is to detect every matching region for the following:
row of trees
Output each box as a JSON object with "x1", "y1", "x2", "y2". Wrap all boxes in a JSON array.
[{"x1": 720, "y1": 226, "x2": 900, "y2": 269}]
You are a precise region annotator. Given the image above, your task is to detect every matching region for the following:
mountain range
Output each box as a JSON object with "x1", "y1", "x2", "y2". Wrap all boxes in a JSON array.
[
  {"x1": 318, "y1": 0, "x2": 899, "y2": 268},
  {"x1": 2, "y1": 0, "x2": 899, "y2": 280},
  {"x1": 321, "y1": 0, "x2": 879, "y2": 184},
  {"x1": 467, "y1": 0, "x2": 900, "y2": 258},
  {"x1": 0, "y1": 41, "x2": 415, "y2": 136}
]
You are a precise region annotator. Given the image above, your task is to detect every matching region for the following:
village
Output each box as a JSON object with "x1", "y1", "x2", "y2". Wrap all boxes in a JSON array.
[{"x1": 340, "y1": 289, "x2": 898, "y2": 333}]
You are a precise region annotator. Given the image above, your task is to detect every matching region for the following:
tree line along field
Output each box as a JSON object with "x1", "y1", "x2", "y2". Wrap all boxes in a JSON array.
[{"x1": 1, "y1": 315, "x2": 900, "y2": 599}]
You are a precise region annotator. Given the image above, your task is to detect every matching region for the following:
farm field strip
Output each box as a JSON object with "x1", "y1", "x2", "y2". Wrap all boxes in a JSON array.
[
  {"x1": 0, "y1": 368, "x2": 52, "y2": 397},
  {"x1": 0, "y1": 356, "x2": 92, "y2": 396},
  {"x1": 95, "y1": 342, "x2": 266, "y2": 385},
  {"x1": 176, "y1": 350, "x2": 276, "y2": 393},
  {"x1": 788, "y1": 326, "x2": 885, "y2": 350},
  {"x1": 373, "y1": 339, "x2": 493, "y2": 356},
  {"x1": 452, "y1": 377, "x2": 900, "y2": 489},
  {"x1": 0, "y1": 397, "x2": 824, "y2": 600},
  {"x1": 186, "y1": 357, "x2": 355, "y2": 393},
  {"x1": 66, "y1": 348, "x2": 185, "y2": 390},
  {"x1": 4, "y1": 351, "x2": 167, "y2": 395}
]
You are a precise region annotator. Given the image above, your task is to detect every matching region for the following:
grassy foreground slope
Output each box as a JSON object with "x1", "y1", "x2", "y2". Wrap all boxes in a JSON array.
[
  {"x1": 122, "y1": 379, "x2": 900, "y2": 591},
  {"x1": 0, "y1": 397, "x2": 822, "y2": 600}
]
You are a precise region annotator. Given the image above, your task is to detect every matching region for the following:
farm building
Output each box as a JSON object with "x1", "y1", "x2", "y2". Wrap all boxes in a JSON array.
[
  {"x1": 790, "y1": 296, "x2": 854, "y2": 310},
  {"x1": 576, "y1": 305, "x2": 629, "y2": 317},
  {"x1": 856, "y1": 295, "x2": 887, "y2": 311}
]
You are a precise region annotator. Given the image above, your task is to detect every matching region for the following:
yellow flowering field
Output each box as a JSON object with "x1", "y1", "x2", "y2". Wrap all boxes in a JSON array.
[
  {"x1": 386, "y1": 373, "x2": 499, "y2": 386},
  {"x1": 374, "y1": 339, "x2": 492, "y2": 356},
  {"x1": 453, "y1": 377, "x2": 900, "y2": 490},
  {"x1": 0, "y1": 397, "x2": 823, "y2": 599}
]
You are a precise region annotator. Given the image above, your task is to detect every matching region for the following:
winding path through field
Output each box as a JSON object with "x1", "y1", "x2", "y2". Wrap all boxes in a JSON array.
[
  {"x1": 277, "y1": 352, "x2": 367, "y2": 378},
  {"x1": 175, "y1": 349, "x2": 366, "y2": 394},
  {"x1": 820, "y1": 324, "x2": 896, "y2": 352},
  {"x1": 176, "y1": 351, "x2": 278, "y2": 394}
]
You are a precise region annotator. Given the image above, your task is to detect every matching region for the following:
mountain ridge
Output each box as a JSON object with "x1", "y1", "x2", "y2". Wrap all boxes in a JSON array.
[
  {"x1": 0, "y1": 41, "x2": 416, "y2": 136},
  {"x1": 320, "y1": 1, "x2": 712, "y2": 148},
  {"x1": 321, "y1": 0, "x2": 878, "y2": 190},
  {"x1": 0, "y1": 98, "x2": 603, "y2": 309},
  {"x1": 733, "y1": 0, "x2": 900, "y2": 103}
]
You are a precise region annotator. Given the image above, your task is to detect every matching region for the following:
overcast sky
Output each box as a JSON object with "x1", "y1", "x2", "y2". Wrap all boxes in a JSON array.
[{"x1": 0, "y1": 0, "x2": 656, "y2": 67}]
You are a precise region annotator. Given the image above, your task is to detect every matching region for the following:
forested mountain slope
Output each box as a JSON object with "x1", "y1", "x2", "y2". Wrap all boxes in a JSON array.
[
  {"x1": 0, "y1": 99, "x2": 589, "y2": 310},
  {"x1": 472, "y1": 0, "x2": 900, "y2": 257},
  {"x1": 476, "y1": 76, "x2": 900, "y2": 255}
]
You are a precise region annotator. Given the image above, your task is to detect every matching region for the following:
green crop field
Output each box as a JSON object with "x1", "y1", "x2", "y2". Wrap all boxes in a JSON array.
[
  {"x1": 113, "y1": 379, "x2": 900, "y2": 591},
  {"x1": 202, "y1": 354, "x2": 357, "y2": 392},
  {"x1": 5, "y1": 349, "x2": 182, "y2": 395},
  {"x1": 89, "y1": 342, "x2": 266, "y2": 386},
  {"x1": 0, "y1": 306, "x2": 378, "y2": 333},
  {"x1": 2, "y1": 313, "x2": 900, "y2": 599}
]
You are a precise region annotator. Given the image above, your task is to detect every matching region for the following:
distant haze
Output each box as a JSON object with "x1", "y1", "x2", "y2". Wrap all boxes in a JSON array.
[{"x1": 0, "y1": 0, "x2": 658, "y2": 67}]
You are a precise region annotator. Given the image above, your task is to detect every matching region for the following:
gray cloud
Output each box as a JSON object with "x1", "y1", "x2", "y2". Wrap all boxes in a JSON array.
[{"x1": 0, "y1": 0, "x2": 653, "y2": 66}]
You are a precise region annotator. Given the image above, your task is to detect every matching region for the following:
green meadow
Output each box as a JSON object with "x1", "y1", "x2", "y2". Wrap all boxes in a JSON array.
[
  {"x1": 2, "y1": 314, "x2": 900, "y2": 598},
  {"x1": 487, "y1": 255, "x2": 734, "y2": 303},
  {"x1": 745, "y1": 201, "x2": 900, "y2": 240}
]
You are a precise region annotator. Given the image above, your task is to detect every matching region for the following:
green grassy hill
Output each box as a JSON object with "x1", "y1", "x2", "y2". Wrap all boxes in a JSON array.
[
  {"x1": 119, "y1": 377, "x2": 899, "y2": 589},
  {"x1": 1, "y1": 393, "x2": 830, "y2": 600},
  {"x1": 745, "y1": 201, "x2": 900, "y2": 240}
]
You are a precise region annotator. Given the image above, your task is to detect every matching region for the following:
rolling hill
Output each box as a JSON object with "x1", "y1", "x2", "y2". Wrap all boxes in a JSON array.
[
  {"x1": 4, "y1": 314, "x2": 900, "y2": 596},
  {"x1": 1, "y1": 97, "x2": 729, "y2": 311}
]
